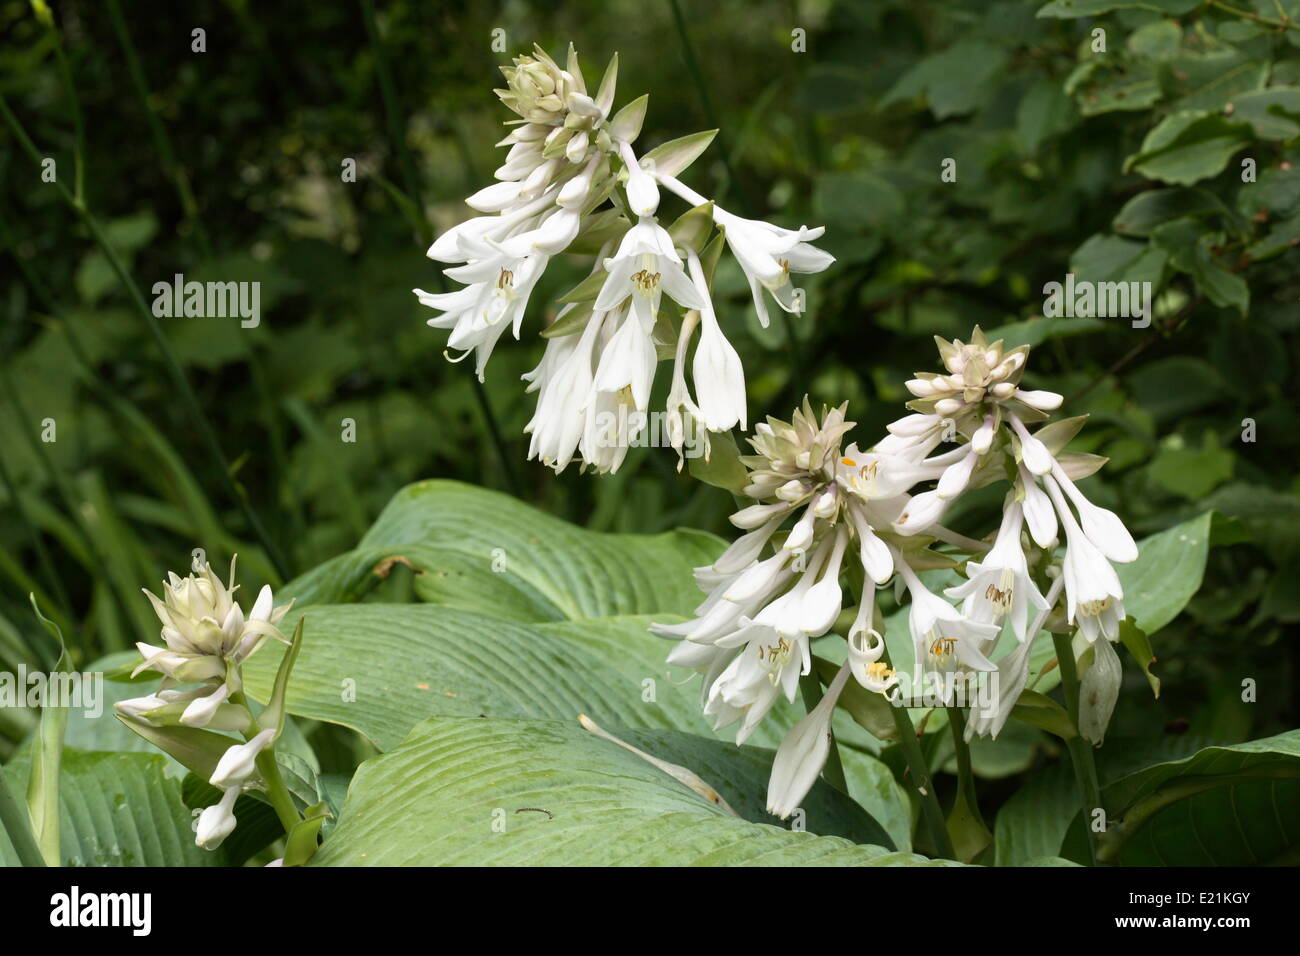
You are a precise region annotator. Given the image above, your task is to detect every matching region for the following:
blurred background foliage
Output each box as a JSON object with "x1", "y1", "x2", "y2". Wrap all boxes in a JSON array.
[{"x1": 0, "y1": 0, "x2": 1295, "y2": 763}]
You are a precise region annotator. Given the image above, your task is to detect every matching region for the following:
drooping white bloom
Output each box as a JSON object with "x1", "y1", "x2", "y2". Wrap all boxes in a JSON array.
[
  {"x1": 416, "y1": 253, "x2": 549, "y2": 382},
  {"x1": 1046, "y1": 475, "x2": 1126, "y2": 644},
  {"x1": 1049, "y1": 461, "x2": 1138, "y2": 564},
  {"x1": 766, "y1": 663, "x2": 851, "y2": 819},
  {"x1": 594, "y1": 217, "x2": 705, "y2": 329},
  {"x1": 1018, "y1": 463, "x2": 1059, "y2": 548},
  {"x1": 522, "y1": 305, "x2": 606, "y2": 472},
  {"x1": 209, "y1": 729, "x2": 276, "y2": 790},
  {"x1": 945, "y1": 499, "x2": 1049, "y2": 642},
  {"x1": 591, "y1": 304, "x2": 658, "y2": 413},
  {"x1": 618, "y1": 141, "x2": 659, "y2": 217},
  {"x1": 656, "y1": 173, "x2": 834, "y2": 328},
  {"x1": 195, "y1": 786, "x2": 240, "y2": 851},
  {"x1": 897, "y1": 560, "x2": 1000, "y2": 682},
  {"x1": 687, "y1": 251, "x2": 746, "y2": 432},
  {"x1": 1009, "y1": 412, "x2": 1054, "y2": 477}
]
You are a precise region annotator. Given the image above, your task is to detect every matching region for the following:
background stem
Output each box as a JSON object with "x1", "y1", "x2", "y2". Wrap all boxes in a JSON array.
[{"x1": 1052, "y1": 631, "x2": 1103, "y2": 865}]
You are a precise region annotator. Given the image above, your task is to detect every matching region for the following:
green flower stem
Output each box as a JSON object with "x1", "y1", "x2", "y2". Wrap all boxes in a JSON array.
[
  {"x1": 798, "y1": 671, "x2": 847, "y2": 793},
  {"x1": 254, "y1": 747, "x2": 302, "y2": 835},
  {"x1": 889, "y1": 701, "x2": 956, "y2": 860},
  {"x1": 1052, "y1": 630, "x2": 1103, "y2": 866},
  {"x1": 945, "y1": 705, "x2": 986, "y2": 829},
  {"x1": 231, "y1": 692, "x2": 300, "y2": 835},
  {"x1": 358, "y1": 0, "x2": 521, "y2": 499}
]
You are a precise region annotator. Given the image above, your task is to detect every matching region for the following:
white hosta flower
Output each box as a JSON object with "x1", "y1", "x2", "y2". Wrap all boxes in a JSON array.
[
  {"x1": 113, "y1": 693, "x2": 169, "y2": 725},
  {"x1": 418, "y1": 254, "x2": 549, "y2": 382},
  {"x1": 466, "y1": 178, "x2": 525, "y2": 213},
  {"x1": 711, "y1": 206, "x2": 835, "y2": 328},
  {"x1": 424, "y1": 192, "x2": 556, "y2": 264},
  {"x1": 580, "y1": 371, "x2": 641, "y2": 475},
  {"x1": 595, "y1": 218, "x2": 705, "y2": 329},
  {"x1": 591, "y1": 304, "x2": 657, "y2": 413},
  {"x1": 1018, "y1": 464, "x2": 1059, "y2": 549},
  {"x1": 846, "y1": 618, "x2": 897, "y2": 695},
  {"x1": 209, "y1": 728, "x2": 276, "y2": 790},
  {"x1": 1049, "y1": 462, "x2": 1137, "y2": 564},
  {"x1": 892, "y1": 488, "x2": 948, "y2": 537},
  {"x1": 195, "y1": 786, "x2": 240, "y2": 850},
  {"x1": 767, "y1": 663, "x2": 851, "y2": 819},
  {"x1": 653, "y1": 172, "x2": 833, "y2": 327},
  {"x1": 964, "y1": 574, "x2": 1065, "y2": 741},
  {"x1": 663, "y1": 312, "x2": 708, "y2": 468},
  {"x1": 522, "y1": 306, "x2": 605, "y2": 472},
  {"x1": 945, "y1": 500, "x2": 1049, "y2": 642},
  {"x1": 1046, "y1": 476, "x2": 1125, "y2": 643},
  {"x1": 687, "y1": 251, "x2": 746, "y2": 432},
  {"x1": 795, "y1": 528, "x2": 849, "y2": 637},
  {"x1": 703, "y1": 626, "x2": 808, "y2": 744},
  {"x1": 618, "y1": 141, "x2": 659, "y2": 217},
  {"x1": 898, "y1": 561, "x2": 999, "y2": 681},
  {"x1": 964, "y1": 633, "x2": 1035, "y2": 741},
  {"x1": 1009, "y1": 413, "x2": 1054, "y2": 477}
]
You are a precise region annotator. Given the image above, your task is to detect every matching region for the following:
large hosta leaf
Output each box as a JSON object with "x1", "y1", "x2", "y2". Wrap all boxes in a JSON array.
[
  {"x1": 1069, "y1": 730, "x2": 1300, "y2": 865},
  {"x1": 243, "y1": 607, "x2": 796, "y2": 752},
  {"x1": 279, "y1": 480, "x2": 722, "y2": 620},
  {"x1": 1116, "y1": 510, "x2": 1213, "y2": 634},
  {"x1": 311, "y1": 717, "x2": 954, "y2": 866},
  {"x1": 0, "y1": 749, "x2": 219, "y2": 867}
]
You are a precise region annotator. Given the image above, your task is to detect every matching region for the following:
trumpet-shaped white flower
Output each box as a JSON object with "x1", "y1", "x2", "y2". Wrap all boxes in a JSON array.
[
  {"x1": 1049, "y1": 461, "x2": 1138, "y2": 564},
  {"x1": 687, "y1": 251, "x2": 746, "y2": 432},
  {"x1": 416, "y1": 252, "x2": 550, "y2": 382},
  {"x1": 656, "y1": 173, "x2": 834, "y2": 328},
  {"x1": 1046, "y1": 475, "x2": 1126, "y2": 644},
  {"x1": 897, "y1": 560, "x2": 1000, "y2": 682},
  {"x1": 522, "y1": 305, "x2": 606, "y2": 472},
  {"x1": 209, "y1": 728, "x2": 276, "y2": 790},
  {"x1": 195, "y1": 786, "x2": 240, "y2": 851},
  {"x1": 945, "y1": 500, "x2": 1049, "y2": 642},
  {"x1": 595, "y1": 218, "x2": 704, "y2": 329},
  {"x1": 766, "y1": 663, "x2": 851, "y2": 819}
]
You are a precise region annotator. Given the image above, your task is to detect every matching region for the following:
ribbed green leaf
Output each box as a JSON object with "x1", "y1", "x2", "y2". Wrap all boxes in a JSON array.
[
  {"x1": 1066, "y1": 730, "x2": 1300, "y2": 865},
  {"x1": 244, "y1": 607, "x2": 797, "y2": 752},
  {"x1": 278, "y1": 480, "x2": 722, "y2": 620},
  {"x1": 312, "y1": 717, "x2": 953, "y2": 866},
  {"x1": 1, "y1": 749, "x2": 220, "y2": 867}
]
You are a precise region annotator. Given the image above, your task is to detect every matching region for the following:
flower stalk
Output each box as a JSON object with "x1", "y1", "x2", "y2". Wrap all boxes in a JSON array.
[{"x1": 1052, "y1": 630, "x2": 1103, "y2": 866}]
